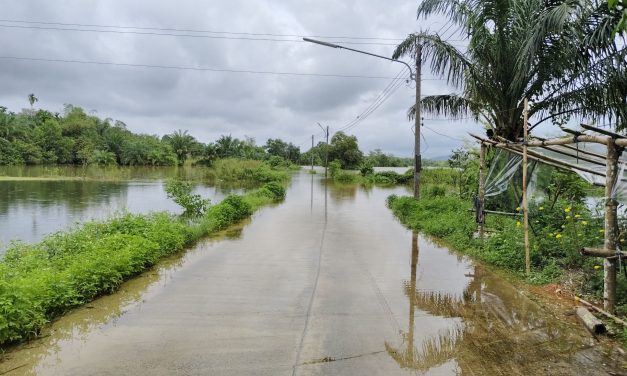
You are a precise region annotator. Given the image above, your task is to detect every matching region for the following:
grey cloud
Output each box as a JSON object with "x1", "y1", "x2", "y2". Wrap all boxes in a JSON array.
[{"x1": 0, "y1": 0, "x2": 476, "y2": 158}]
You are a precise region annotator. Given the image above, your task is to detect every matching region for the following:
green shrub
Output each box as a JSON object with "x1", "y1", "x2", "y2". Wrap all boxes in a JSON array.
[
  {"x1": 424, "y1": 185, "x2": 446, "y2": 198},
  {"x1": 165, "y1": 179, "x2": 210, "y2": 217},
  {"x1": 0, "y1": 180, "x2": 288, "y2": 346}
]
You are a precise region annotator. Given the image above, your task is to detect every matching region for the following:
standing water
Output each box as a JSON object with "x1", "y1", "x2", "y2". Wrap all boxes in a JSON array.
[
  {"x1": 0, "y1": 170, "x2": 624, "y2": 375},
  {"x1": 0, "y1": 166, "x2": 245, "y2": 252}
]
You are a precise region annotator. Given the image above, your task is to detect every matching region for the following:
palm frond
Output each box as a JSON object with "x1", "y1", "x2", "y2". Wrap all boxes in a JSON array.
[
  {"x1": 393, "y1": 33, "x2": 472, "y2": 88},
  {"x1": 407, "y1": 95, "x2": 477, "y2": 121}
]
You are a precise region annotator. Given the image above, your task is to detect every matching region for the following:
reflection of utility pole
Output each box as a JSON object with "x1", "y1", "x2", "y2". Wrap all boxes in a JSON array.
[{"x1": 408, "y1": 232, "x2": 418, "y2": 362}]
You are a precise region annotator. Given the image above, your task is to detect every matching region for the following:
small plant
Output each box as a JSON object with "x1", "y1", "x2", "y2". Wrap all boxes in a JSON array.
[
  {"x1": 359, "y1": 160, "x2": 374, "y2": 176},
  {"x1": 165, "y1": 179, "x2": 210, "y2": 217},
  {"x1": 328, "y1": 160, "x2": 341, "y2": 178}
]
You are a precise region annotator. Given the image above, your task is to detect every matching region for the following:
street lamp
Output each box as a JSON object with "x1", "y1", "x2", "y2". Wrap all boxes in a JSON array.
[{"x1": 303, "y1": 37, "x2": 422, "y2": 198}]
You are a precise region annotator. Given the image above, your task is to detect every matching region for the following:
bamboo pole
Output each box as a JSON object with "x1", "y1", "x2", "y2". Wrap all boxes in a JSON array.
[
  {"x1": 604, "y1": 139, "x2": 619, "y2": 313},
  {"x1": 580, "y1": 247, "x2": 627, "y2": 258},
  {"x1": 472, "y1": 134, "x2": 605, "y2": 177},
  {"x1": 575, "y1": 306, "x2": 607, "y2": 334},
  {"x1": 470, "y1": 133, "x2": 609, "y2": 147},
  {"x1": 576, "y1": 296, "x2": 627, "y2": 327},
  {"x1": 537, "y1": 145, "x2": 607, "y2": 167},
  {"x1": 523, "y1": 98, "x2": 530, "y2": 275},
  {"x1": 479, "y1": 143, "x2": 486, "y2": 240},
  {"x1": 535, "y1": 136, "x2": 607, "y2": 159}
]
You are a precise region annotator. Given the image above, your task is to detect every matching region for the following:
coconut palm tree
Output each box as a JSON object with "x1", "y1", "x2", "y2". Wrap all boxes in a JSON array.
[{"x1": 393, "y1": 0, "x2": 625, "y2": 140}]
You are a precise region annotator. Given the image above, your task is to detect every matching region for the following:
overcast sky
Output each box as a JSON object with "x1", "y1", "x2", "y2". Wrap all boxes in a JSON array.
[{"x1": 0, "y1": 0, "x2": 511, "y2": 158}]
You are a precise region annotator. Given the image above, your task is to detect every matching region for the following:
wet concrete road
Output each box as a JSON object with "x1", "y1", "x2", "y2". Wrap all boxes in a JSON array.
[{"x1": 1, "y1": 171, "x2": 625, "y2": 375}]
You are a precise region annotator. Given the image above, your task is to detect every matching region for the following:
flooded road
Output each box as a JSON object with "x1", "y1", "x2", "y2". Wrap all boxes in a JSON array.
[{"x1": 0, "y1": 171, "x2": 624, "y2": 375}]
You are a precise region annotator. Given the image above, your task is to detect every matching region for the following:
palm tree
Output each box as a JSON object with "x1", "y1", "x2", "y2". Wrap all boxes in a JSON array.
[
  {"x1": 393, "y1": 0, "x2": 625, "y2": 140},
  {"x1": 164, "y1": 129, "x2": 195, "y2": 165},
  {"x1": 28, "y1": 93, "x2": 38, "y2": 109}
]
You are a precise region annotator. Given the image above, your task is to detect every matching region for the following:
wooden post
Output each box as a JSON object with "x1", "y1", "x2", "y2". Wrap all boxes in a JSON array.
[
  {"x1": 479, "y1": 143, "x2": 486, "y2": 239},
  {"x1": 523, "y1": 98, "x2": 530, "y2": 275},
  {"x1": 604, "y1": 139, "x2": 619, "y2": 313}
]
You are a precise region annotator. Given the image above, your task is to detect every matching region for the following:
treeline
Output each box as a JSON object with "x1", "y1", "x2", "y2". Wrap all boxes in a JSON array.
[
  {"x1": 0, "y1": 102, "x2": 414, "y2": 168},
  {"x1": 299, "y1": 132, "x2": 411, "y2": 169},
  {"x1": 0, "y1": 104, "x2": 302, "y2": 167}
]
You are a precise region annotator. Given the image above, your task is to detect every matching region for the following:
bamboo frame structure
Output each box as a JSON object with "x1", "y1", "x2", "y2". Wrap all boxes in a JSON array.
[{"x1": 472, "y1": 125, "x2": 624, "y2": 313}]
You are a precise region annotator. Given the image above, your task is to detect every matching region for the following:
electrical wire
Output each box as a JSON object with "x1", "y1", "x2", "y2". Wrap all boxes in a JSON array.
[
  {"x1": 335, "y1": 68, "x2": 408, "y2": 133},
  {"x1": 0, "y1": 55, "x2": 444, "y2": 80},
  {"x1": 0, "y1": 24, "x2": 403, "y2": 46},
  {"x1": 0, "y1": 18, "x2": 468, "y2": 42},
  {"x1": 423, "y1": 124, "x2": 466, "y2": 141}
]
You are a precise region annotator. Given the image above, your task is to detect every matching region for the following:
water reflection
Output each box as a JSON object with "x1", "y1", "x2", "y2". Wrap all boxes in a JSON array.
[
  {"x1": 0, "y1": 166, "x2": 247, "y2": 251},
  {"x1": 385, "y1": 234, "x2": 610, "y2": 375}
]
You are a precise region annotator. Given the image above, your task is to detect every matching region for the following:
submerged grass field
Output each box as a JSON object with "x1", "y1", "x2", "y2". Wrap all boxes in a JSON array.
[{"x1": 0, "y1": 181, "x2": 286, "y2": 346}]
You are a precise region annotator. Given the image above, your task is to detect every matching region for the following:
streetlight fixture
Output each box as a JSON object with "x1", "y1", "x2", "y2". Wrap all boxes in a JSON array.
[{"x1": 303, "y1": 37, "x2": 422, "y2": 199}]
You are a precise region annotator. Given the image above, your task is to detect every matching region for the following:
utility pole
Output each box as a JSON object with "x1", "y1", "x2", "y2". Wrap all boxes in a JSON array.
[
  {"x1": 311, "y1": 135, "x2": 314, "y2": 172},
  {"x1": 414, "y1": 43, "x2": 422, "y2": 199},
  {"x1": 317, "y1": 122, "x2": 329, "y2": 179},
  {"x1": 302, "y1": 37, "x2": 421, "y2": 198}
]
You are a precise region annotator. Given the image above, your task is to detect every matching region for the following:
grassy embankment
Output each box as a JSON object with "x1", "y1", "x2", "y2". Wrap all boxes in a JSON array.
[
  {"x1": 387, "y1": 192, "x2": 627, "y2": 337},
  {"x1": 0, "y1": 160, "x2": 290, "y2": 346}
]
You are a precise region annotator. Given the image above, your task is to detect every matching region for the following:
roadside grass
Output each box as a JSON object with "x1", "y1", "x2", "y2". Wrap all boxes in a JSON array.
[
  {"x1": 0, "y1": 181, "x2": 286, "y2": 346},
  {"x1": 386, "y1": 194, "x2": 627, "y2": 316},
  {"x1": 327, "y1": 167, "x2": 457, "y2": 187}
]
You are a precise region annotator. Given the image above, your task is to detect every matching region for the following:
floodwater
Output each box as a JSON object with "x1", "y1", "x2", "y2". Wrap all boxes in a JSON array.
[
  {"x1": 0, "y1": 166, "x2": 245, "y2": 251},
  {"x1": 0, "y1": 170, "x2": 625, "y2": 375}
]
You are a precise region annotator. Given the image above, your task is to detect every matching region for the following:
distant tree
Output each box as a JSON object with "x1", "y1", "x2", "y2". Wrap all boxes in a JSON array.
[
  {"x1": 215, "y1": 135, "x2": 243, "y2": 158},
  {"x1": 265, "y1": 138, "x2": 301, "y2": 162},
  {"x1": 240, "y1": 136, "x2": 266, "y2": 160},
  {"x1": 27, "y1": 94, "x2": 38, "y2": 109},
  {"x1": 163, "y1": 129, "x2": 196, "y2": 165},
  {"x1": 328, "y1": 131, "x2": 363, "y2": 169}
]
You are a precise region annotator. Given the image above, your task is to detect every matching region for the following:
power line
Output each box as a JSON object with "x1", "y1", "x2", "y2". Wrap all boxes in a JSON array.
[
  {"x1": 423, "y1": 124, "x2": 466, "y2": 141},
  {"x1": 0, "y1": 23, "x2": 404, "y2": 46},
  {"x1": 337, "y1": 68, "x2": 408, "y2": 133},
  {"x1": 0, "y1": 18, "x2": 468, "y2": 42},
  {"x1": 0, "y1": 55, "x2": 446, "y2": 80}
]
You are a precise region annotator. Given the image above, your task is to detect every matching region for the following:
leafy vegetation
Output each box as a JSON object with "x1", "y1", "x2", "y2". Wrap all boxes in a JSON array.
[
  {"x1": 0, "y1": 180, "x2": 286, "y2": 346},
  {"x1": 165, "y1": 179, "x2": 210, "y2": 217},
  {"x1": 393, "y1": 0, "x2": 625, "y2": 139},
  {"x1": 386, "y1": 194, "x2": 627, "y2": 306}
]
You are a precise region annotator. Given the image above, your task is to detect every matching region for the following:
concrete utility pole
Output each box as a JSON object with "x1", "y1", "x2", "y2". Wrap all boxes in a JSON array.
[
  {"x1": 317, "y1": 122, "x2": 329, "y2": 179},
  {"x1": 413, "y1": 43, "x2": 422, "y2": 199},
  {"x1": 303, "y1": 37, "x2": 419, "y2": 196},
  {"x1": 311, "y1": 135, "x2": 314, "y2": 172}
]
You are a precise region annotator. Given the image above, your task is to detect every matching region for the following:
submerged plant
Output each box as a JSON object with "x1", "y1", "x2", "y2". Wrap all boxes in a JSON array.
[{"x1": 165, "y1": 179, "x2": 210, "y2": 217}]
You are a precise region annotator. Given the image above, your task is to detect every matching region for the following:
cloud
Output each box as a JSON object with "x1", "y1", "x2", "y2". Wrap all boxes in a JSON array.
[{"x1": 0, "y1": 0, "x2": 473, "y2": 158}]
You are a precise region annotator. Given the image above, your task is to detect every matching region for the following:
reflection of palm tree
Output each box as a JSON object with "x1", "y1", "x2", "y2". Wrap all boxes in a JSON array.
[{"x1": 386, "y1": 234, "x2": 587, "y2": 375}]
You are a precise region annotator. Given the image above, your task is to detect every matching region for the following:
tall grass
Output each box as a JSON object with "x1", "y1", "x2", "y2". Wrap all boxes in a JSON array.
[
  {"x1": 0, "y1": 182, "x2": 286, "y2": 346},
  {"x1": 210, "y1": 159, "x2": 291, "y2": 183}
]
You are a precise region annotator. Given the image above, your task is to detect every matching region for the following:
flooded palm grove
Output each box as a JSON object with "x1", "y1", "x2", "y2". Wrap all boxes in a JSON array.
[{"x1": 1, "y1": 168, "x2": 626, "y2": 375}]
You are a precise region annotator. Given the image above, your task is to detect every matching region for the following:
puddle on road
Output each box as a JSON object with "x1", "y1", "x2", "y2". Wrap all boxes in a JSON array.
[{"x1": 385, "y1": 233, "x2": 626, "y2": 375}]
